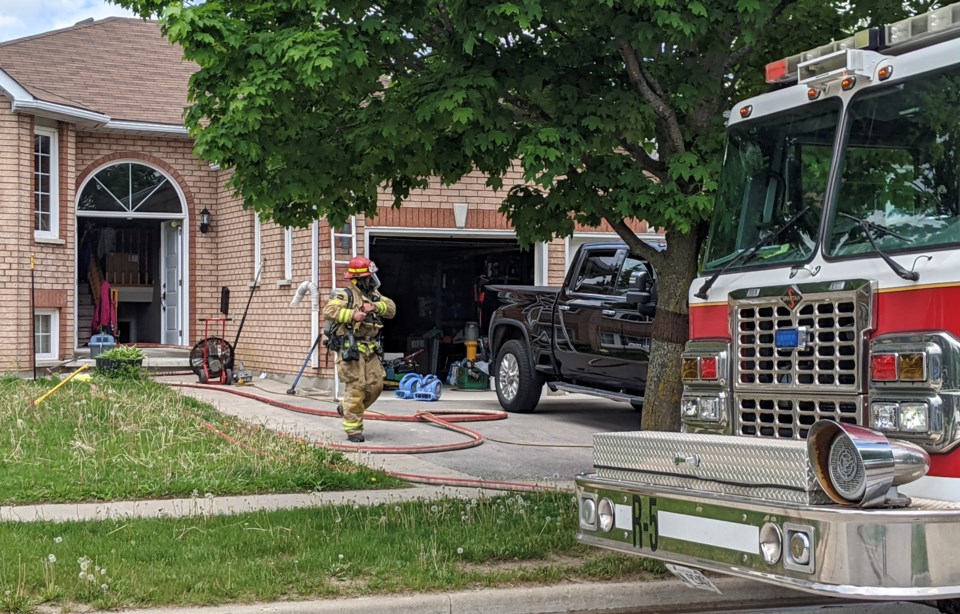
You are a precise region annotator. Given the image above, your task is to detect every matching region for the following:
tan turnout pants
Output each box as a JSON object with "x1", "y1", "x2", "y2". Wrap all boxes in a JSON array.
[{"x1": 337, "y1": 351, "x2": 385, "y2": 435}]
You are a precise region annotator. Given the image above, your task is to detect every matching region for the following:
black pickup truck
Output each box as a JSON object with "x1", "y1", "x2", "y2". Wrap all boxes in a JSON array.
[{"x1": 488, "y1": 242, "x2": 658, "y2": 413}]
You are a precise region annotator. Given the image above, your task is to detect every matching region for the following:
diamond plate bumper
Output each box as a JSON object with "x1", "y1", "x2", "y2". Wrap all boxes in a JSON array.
[{"x1": 579, "y1": 429, "x2": 960, "y2": 600}]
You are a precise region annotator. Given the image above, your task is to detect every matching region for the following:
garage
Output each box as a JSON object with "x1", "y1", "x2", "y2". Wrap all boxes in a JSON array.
[{"x1": 369, "y1": 235, "x2": 536, "y2": 377}]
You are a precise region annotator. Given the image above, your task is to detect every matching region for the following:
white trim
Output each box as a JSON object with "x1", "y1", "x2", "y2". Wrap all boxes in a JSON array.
[
  {"x1": 34, "y1": 308, "x2": 59, "y2": 360},
  {"x1": 102, "y1": 120, "x2": 189, "y2": 135},
  {"x1": 254, "y1": 213, "x2": 262, "y2": 280},
  {"x1": 14, "y1": 99, "x2": 109, "y2": 125},
  {"x1": 534, "y1": 242, "x2": 548, "y2": 286},
  {"x1": 33, "y1": 126, "x2": 59, "y2": 240},
  {"x1": 364, "y1": 226, "x2": 520, "y2": 238},
  {"x1": 657, "y1": 511, "x2": 760, "y2": 555},
  {"x1": 283, "y1": 227, "x2": 293, "y2": 282}
]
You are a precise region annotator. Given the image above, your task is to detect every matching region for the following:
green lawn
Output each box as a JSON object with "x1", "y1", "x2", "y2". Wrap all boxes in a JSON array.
[
  {"x1": 0, "y1": 374, "x2": 402, "y2": 505},
  {"x1": 0, "y1": 492, "x2": 664, "y2": 612}
]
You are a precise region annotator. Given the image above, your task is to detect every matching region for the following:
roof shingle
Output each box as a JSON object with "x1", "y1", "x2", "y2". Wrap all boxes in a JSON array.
[{"x1": 0, "y1": 17, "x2": 196, "y2": 126}]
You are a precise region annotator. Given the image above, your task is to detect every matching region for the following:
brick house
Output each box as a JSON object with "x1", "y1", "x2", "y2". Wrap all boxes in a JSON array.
[{"x1": 0, "y1": 17, "x2": 662, "y2": 386}]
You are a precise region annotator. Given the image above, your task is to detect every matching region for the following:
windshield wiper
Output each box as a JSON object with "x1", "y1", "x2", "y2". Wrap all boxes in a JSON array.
[
  {"x1": 837, "y1": 211, "x2": 918, "y2": 281},
  {"x1": 695, "y1": 205, "x2": 812, "y2": 300}
]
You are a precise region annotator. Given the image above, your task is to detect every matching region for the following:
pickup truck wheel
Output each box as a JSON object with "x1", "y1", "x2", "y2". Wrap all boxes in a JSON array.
[{"x1": 495, "y1": 340, "x2": 543, "y2": 413}]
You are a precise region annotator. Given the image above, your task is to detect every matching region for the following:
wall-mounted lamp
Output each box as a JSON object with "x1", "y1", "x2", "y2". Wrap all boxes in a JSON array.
[
  {"x1": 199, "y1": 208, "x2": 211, "y2": 234},
  {"x1": 453, "y1": 202, "x2": 468, "y2": 229}
]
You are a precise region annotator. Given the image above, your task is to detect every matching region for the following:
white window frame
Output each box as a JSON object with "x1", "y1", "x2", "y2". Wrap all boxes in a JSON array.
[
  {"x1": 283, "y1": 227, "x2": 293, "y2": 282},
  {"x1": 34, "y1": 126, "x2": 59, "y2": 239},
  {"x1": 253, "y1": 213, "x2": 262, "y2": 281},
  {"x1": 34, "y1": 308, "x2": 59, "y2": 360}
]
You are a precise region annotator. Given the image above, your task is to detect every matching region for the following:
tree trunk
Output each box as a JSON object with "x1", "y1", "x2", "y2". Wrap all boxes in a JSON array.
[{"x1": 640, "y1": 229, "x2": 701, "y2": 432}]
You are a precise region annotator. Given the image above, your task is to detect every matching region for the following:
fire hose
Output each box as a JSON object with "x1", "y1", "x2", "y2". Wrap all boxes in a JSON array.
[{"x1": 173, "y1": 383, "x2": 569, "y2": 493}]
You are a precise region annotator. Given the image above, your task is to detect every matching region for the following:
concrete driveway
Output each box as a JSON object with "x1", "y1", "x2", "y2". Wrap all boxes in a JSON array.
[{"x1": 167, "y1": 378, "x2": 639, "y2": 489}]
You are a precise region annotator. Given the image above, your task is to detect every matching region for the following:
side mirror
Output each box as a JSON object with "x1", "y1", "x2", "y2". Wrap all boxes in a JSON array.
[{"x1": 625, "y1": 270, "x2": 651, "y2": 306}]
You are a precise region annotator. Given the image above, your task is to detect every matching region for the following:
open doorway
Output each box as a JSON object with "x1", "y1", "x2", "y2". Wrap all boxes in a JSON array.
[
  {"x1": 77, "y1": 218, "x2": 183, "y2": 346},
  {"x1": 76, "y1": 161, "x2": 187, "y2": 349}
]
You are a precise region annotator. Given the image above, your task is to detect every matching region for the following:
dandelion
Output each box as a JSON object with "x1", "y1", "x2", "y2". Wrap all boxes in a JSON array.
[
  {"x1": 338, "y1": 554, "x2": 344, "y2": 560},
  {"x1": 54, "y1": 536, "x2": 63, "y2": 544},
  {"x1": 87, "y1": 573, "x2": 95, "y2": 582},
  {"x1": 352, "y1": 504, "x2": 359, "y2": 510},
  {"x1": 205, "y1": 492, "x2": 214, "y2": 499},
  {"x1": 371, "y1": 477, "x2": 377, "y2": 482},
  {"x1": 394, "y1": 506, "x2": 401, "y2": 512},
  {"x1": 100, "y1": 568, "x2": 107, "y2": 575},
  {"x1": 78, "y1": 572, "x2": 86, "y2": 579},
  {"x1": 100, "y1": 583, "x2": 109, "y2": 591},
  {"x1": 457, "y1": 547, "x2": 464, "y2": 555},
  {"x1": 47, "y1": 554, "x2": 56, "y2": 563},
  {"x1": 430, "y1": 505, "x2": 438, "y2": 513}
]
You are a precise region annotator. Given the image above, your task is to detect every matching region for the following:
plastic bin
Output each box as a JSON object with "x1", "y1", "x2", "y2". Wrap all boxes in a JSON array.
[
  {"x1": 89, "y1": 334, "x2": 116, "y2": 358},
  {"x1": 456, "y1": 367, "x2": 489, "y2": 390}
]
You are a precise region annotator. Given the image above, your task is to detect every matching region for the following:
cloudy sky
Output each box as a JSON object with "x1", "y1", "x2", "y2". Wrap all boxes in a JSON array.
[{"x1": 0, "y1": 0, "x2": 137, "y2": 43}]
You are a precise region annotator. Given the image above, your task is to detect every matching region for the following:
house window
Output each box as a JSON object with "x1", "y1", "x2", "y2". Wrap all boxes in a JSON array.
[
  {"x1": 35, "y1": 308, "x2": 59, "y2": 360},
  {"x1": 34, "y1": 127, "x2": 59, "y2": 238},
  {"x1": 283, "y1": 227, "x2": 293, "y2": 281}
]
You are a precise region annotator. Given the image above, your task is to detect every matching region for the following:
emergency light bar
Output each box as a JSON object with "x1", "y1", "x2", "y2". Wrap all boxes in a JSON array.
[{"x1": 765, "y1": 1, "x2": 960, "y2": 85}]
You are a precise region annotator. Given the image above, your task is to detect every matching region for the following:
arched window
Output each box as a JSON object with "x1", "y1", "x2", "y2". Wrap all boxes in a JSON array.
[{"x1": 78, "y1": 162, "x2": 182, "y2": 214}]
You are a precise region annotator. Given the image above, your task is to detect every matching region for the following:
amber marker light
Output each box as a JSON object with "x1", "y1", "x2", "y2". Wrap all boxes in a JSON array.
[
  {"x1": 681, "y1": 357, "x2": 699, "y2": 381},
  {"x1": 878, "y1": 65, "x2": 893, "y2": 81},
  {"x1": 898, "y1": 353, "x2": 926, "y2": 382},
  {"x1": 841, "y1": 76, "x2": 856, "y2": 90},
  {"x1": 739, "y1": 105, "x2": 753, "y2": 118},
  {"x1": 807, "y1": 88, "x2": 821, "y2": 100}
]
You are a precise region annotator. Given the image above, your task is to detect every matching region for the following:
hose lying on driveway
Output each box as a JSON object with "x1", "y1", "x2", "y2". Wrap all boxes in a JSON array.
[{"x1": 173, "y1": 383, "x2": 569, "y2": 493}]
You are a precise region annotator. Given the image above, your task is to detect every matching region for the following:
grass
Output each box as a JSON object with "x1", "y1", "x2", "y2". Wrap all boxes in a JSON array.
[
  {"x1": 0, "y1": 491, "x2": 665, "y2": 612},
  {"x1": 0, "y1": 374, "x2": 403, "y2": 505}
]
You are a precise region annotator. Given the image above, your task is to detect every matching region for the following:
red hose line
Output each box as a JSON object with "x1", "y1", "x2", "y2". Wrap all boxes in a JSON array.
[{"x1": 178, "y1": 383, "x2": 570, "y2": 493}]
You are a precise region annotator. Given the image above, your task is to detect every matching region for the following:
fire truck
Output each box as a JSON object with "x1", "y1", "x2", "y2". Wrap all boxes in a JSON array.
[{"x1": 576, "y1": 3, "x2": 960, "y2": 608}]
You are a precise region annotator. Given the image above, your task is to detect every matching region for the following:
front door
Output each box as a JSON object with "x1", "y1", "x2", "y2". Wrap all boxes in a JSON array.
[{"x1": 161, "y1": 221, "x2": 182, "y2": 345}]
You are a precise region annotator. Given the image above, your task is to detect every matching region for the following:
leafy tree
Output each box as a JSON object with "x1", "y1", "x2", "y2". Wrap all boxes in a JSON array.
[{"x1": 114, "y1": 0, "x2": 930, "y2": 431}]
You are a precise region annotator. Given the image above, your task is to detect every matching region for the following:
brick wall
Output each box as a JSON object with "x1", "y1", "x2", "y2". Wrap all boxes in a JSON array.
[{"x1": 0, "y1": 108, "x2": 663, "y2": 383}]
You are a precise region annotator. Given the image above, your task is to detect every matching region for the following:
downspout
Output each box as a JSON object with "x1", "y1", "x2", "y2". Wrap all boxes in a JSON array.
[
  {"x1": 311, "y1": 220, "x2": 320, "y2": 369},
  {"x1": 290, "y1": 279, "x2": 320, "y2": 380}
]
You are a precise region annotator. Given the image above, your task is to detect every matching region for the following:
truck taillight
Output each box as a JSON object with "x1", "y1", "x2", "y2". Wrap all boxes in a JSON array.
[
  {"x1": 871, "y1": 353, "x2": 898, "y2": 381},
  {"x1": 681, "y1": 356, "x2": 719, "y2": 381},
  {"x1": 700, "y1": 357, "x2": 718, "y2": 380},
  {"x1": 871, "y1": 352, "x2": 927, "y2": 382}
]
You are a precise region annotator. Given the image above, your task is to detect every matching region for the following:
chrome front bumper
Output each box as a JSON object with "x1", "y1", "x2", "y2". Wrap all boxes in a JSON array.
[{"x1": 578, "y1": 428, "x2": 960, "y2": 600}]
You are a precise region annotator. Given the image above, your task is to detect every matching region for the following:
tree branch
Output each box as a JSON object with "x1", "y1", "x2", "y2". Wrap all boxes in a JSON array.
[
  {"x1": 617, "y1": 136, "x2": 667, "y2": 180},
  {"x1": 605, "y1": 215, "x2": 667, "y2": 271},
  {"x1": 618, "y1": 41, "x2": 685, "y2": 156}
]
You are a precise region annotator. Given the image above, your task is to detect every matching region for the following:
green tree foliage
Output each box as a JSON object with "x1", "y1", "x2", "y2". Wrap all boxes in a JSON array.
[{"x1": 113, "y1": 0, "x2": 931, "y2": 430}]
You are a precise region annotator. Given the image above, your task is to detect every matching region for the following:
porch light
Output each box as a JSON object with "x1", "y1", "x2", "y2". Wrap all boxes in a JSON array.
[{"x1": 199, "y1": 208, "x2": 212, "y2": 234}]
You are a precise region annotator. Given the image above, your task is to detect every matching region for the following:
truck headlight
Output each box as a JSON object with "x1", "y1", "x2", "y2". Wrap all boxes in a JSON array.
[
  {"x1": 871, "y1": 401, "x2": 930, "y2": 434},
  {"x1": 681, "y1": 398, "x2": 699, "y2": 418},
  {"x1": 579, "y1": 496, "x2": 597, "y2": 529},
  {"x1": 699, "y1": 397, "x2": 720, "y2": 421},
  {"x1": 871, "y1": 402, "x2": 899, "y2": 431},
  {"x1": 899, "y1": 402, "x2": 929, "y2": 433}
]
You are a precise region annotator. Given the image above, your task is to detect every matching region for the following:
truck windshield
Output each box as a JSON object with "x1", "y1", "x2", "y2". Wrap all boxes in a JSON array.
[
  {"x1": 703, "y1": 100, "x2": 840, "y2": 271},
  {"x1": 826, "y1": 68, "x2": 960, "y2": 257}
]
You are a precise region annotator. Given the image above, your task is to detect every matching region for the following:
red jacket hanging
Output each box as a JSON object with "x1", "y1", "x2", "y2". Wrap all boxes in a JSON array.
[{"x1": 91, "y1": 280, "x2": 117, "y2": 336}]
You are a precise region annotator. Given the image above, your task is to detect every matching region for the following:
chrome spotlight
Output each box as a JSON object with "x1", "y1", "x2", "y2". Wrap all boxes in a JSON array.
[{"x1": 807, "y1": 420, "x2": 930, "y2": 508}]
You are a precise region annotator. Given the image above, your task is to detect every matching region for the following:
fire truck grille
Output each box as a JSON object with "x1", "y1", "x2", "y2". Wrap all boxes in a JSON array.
[
  {"x1": 736, "y1": 299, "x2": 860, "y2": 390},
  {"x1": 736, "y1": 395, "x2": 862, "y2": 440},
  {"x1": 729, "y1": 281, "x2": 873, "y2": 440}
]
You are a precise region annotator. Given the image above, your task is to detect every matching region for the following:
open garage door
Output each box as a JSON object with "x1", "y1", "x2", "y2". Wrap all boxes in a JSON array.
[{"x1": 369, "y1": 236, "x2": 535, "y2": 376}]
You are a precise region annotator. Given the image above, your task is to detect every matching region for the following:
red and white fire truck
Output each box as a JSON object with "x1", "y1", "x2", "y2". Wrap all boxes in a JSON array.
[{"x1": 577, "y1": 3, "x2": 960, "y2": 608}]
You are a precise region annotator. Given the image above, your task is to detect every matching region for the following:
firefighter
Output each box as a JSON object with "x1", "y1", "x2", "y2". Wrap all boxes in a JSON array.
[{"x1": 322, "y1": 256, "x2": 396, "y2": 442}]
